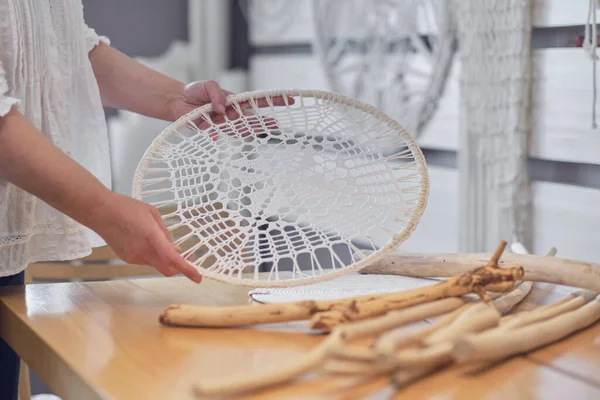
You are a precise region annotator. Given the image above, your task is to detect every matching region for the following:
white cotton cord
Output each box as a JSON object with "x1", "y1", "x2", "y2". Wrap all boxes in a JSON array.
[
  {"x1": 584, "y1": 0, "x2": 598, "y2": 128},
  {"x1": 451, "y1": 0, "x2": 531, "y2": 252},
  {"x1": 455, "y1": 0, "x2": 532, "y2": 253},
  {"x1": 248, "y1": 274, "x2": 440, "y2": 304}
]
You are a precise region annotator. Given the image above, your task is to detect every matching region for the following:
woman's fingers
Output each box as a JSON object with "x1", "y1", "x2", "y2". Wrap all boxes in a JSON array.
[
  {"x1": 189, "y1": 90, "x2": 291, "y2": 140},
  {"x1": 205, "y1": 80, "x2": 227, "y2": 115},
  {"x1": 154, "y1": 262, "x2": 180, "y2": 277},
  {"x1": 151, "y1": 209, "x2": 174, "y2": 243},
  {"x1": 142, "y1": 246, "x2": 177, "y2": 277},
  {"x1": 149, "y1": 229, "x2": 203, "y2": 283},
  {"x1": 225, "y1": 108, "x2": 245, "y2": 121}
]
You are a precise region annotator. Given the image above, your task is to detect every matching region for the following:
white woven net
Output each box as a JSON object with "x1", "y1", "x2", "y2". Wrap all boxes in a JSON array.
[
  {"x1": 132, "y1": 90, "x2": 428, "y2": 286},
  {"x1": 455, "y1": 0, "x2": 532, "y2": 252}
]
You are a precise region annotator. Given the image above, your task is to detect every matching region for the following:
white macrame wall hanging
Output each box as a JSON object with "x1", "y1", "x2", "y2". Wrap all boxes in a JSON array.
[
  {"x1": 311, "y1": 0, "x2": 456, "y2": 138},
  {"x1": 454, "y1": 0, "x2": 533, "y2": 252}
]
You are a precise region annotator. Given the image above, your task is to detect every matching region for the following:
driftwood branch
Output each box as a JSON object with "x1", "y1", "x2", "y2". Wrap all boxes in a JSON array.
[
  {"x1": 159, "y1": 301, "x2": 319, "y2": 327},
  {"x1": 334, "y1": 297, "x2": 465, "y2": 341},
  {"x1": 423, "y1": 303, "x2": 500, "y2": 345},
  {"x1": 483, "y1": 241, "x2": 518, "y2": 293},
  {"x1": 371, "y1": 275, "x2": 530, "y2": 356},
  {"x1": 321, "y1": 304, "x2": 502, "y2": 386},
  {"x1": 498, "y1": 290, "x2": 597, "y2": 331},
  {"x1": 380, "y1": 305, "x2": 501, "y2": 370},
  {"x1": 360, "y1": 250, "x2": 600, "y2": 293},
  {"x1": 373, "y1": 306, "x2": 465, "y2": 355},
  {"x1": 308, "y1": 242, "x2": 522, "y2": 331},
  {"x1": 374, "y1": 276, "x2": 534, "y2": 386},
  {"x1": 453, "y1": 296, "x2": 600, "y2": 363},
  {"x1": 192, "y1": 330, "x2": 343, "y2": 397},
  {"x1": 175, "y1": 240, "x2": 600, "y2": 398},
  {"x1": 161, "y1": 242, "x2": 523, "y2": 330},
  {"x1": 190, "y1": 251, "x2": 527, "y2": 398}
]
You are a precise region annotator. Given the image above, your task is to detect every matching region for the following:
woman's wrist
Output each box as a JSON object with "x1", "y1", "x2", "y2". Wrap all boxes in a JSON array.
[
  {"x1": 71, "y1": 185, "x2": 115, "y2": 231},
  {"x1": 89, "y1": 43, "x2": 187, "y2": 122},
  {"x1": 88, "y1": 44, "x2": 234, "y2": 123},
  {"x1": 163, "y1": 83, "x2": 186, "y2": 122}
]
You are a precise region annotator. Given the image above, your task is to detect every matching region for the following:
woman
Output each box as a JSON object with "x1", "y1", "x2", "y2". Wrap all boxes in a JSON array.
[{"x1": 0, "y1": 1, "x2": 278, "y2": 398}]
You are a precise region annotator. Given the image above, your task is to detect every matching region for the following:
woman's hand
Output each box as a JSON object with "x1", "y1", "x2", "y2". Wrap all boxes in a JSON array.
[
  {"x1": 0, "y1": 108, "x2": 202, "y2": 283},
  {"x1": 90, "y1": 43, "x2": 294, "y2": 123},
  {"x1": 87, "y1": 192, "x2": 203, "y2": 283},
  {"x1": 168, "y1": 80, "x2": 295, "y2": 122},
  {"x1": 169, "y1": 80, "x2": 233, "y2": 120}
]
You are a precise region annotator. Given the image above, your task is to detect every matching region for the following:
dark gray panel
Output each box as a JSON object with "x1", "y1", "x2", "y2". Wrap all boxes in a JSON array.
[
  {"x1": 81, "y1": 0, "x2": 189, "y2": 118},
  {"x1": 420, "y1": 149, "x2": 600, "y2": 190},
  {"x1": 250, "y1": 24, "x2": 600, "y2": 56},
  {"x1": 531, "y1": 25, "x2": 592, "y2": 49},
  {"x1": 230, "y1": 0, "x2": 251, "y2": 69},
  {"x1": 529, "y1": 157, "x2": 600, "y2": 189},
  {"x1": 82, "y1": 0, "x2": 188, "y2": 57}
]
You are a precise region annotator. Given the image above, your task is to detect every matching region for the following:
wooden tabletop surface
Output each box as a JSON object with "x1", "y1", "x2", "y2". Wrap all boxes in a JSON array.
[{"x1": 1, "y1": 275, "x2": 600, "y2": 400}]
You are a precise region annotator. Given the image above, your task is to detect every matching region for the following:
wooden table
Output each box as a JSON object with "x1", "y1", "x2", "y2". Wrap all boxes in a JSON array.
[{"x1": 2, "y1": 276, "x2": 600, "y2": 400}]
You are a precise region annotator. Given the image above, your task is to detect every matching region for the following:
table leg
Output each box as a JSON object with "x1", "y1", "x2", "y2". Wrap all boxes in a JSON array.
[{"x1": 18, "y1": 360, "x2": 31, "y2": 400}]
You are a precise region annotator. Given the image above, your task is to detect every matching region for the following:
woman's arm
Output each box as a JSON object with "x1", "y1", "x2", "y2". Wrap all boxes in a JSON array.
[
  {"x1": 88, "y1": 42, "x2": 294, "y2": 123},
  {"x1": 0, "y1": 107, "x2": 202, "y2": 283},
  {"x1": 0, "y1": 107, "x2": 110, "y2": 226},
  {"x1": 88, "y1": 42, "x2": 228, "y2": 121}
]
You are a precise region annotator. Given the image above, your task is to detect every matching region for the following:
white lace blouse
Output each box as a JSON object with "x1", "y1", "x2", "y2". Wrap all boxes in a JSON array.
[{"x1": 0, "y1": 0, "x2": 112, "y2": 277}]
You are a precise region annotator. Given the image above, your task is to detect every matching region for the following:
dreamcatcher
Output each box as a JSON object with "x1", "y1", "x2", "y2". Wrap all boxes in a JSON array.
[
  {"x1": 133, "y1": 89, "x2": 429, "y2": 287},
  {"x1": 311, "y1": 0, "x2": 456, "y2": 138}
]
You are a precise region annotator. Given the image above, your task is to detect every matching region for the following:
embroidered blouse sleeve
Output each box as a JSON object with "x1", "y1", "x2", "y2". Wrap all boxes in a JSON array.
[
  {"x1": 83, "y1": 23, "x2": 111, "y2": 53},
  {"x1": 0, "y1": 61, "x2": 19, "y2": 117}
]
